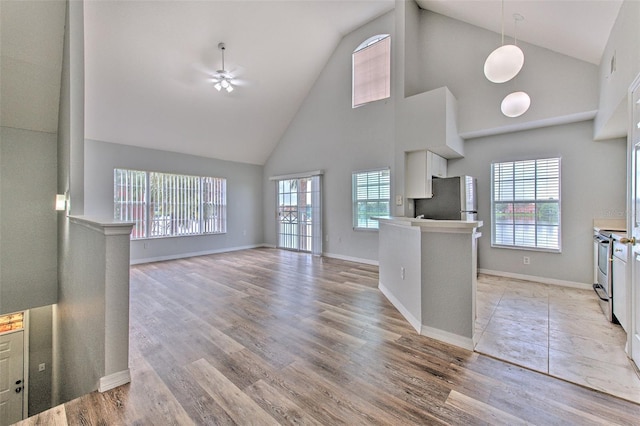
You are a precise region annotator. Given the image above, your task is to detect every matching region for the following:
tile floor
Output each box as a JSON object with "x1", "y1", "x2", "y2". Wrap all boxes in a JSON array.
[{"x1": 475, "y1": 274, "x2": 640, "y2": 404}]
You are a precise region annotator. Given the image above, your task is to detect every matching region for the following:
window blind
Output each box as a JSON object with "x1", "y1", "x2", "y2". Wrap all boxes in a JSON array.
[
  {"x1": 352, "y1": 35, "x2": 390, "y2": 108},
  {"x1": 114, "y1": 169, "x2": 226, "y2": 239},
  {"x1": 492, "y1": 158, "x2": 561, "y2": 251},
  {"x1": 352, "y1": 168, "x2": 390, "y2": 230},
  {"x1": 114, "y1": 169, "x2": 147, "y2": 238}
]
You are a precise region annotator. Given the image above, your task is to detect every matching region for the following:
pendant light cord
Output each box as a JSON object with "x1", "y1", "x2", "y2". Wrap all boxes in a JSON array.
[{"x1": 501, "y1": 0, "x2": 504, "y2": 45}]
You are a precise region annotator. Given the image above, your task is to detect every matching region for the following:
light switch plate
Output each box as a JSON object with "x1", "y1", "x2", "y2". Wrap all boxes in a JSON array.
[{"x1": 395, "y1": 195, "x2": 403, "y2": 206}]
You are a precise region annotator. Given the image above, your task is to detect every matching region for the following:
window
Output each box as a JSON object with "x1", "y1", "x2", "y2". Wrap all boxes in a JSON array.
[
  {"x1": 491, "y1": 158, "x2": 561, "y2": 251},
  {"x1": 352, "y1": 34, "x2": 390, "y2": 108},
  {"x1": 114, "y1": 169, "x2": 226, "y2": 240},
  {"x1": 352, "y1": 168, "x2": 390, "y2": 230}
]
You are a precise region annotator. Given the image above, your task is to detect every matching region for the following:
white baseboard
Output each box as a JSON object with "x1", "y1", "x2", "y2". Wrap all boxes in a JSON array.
[
  {"x1": 420, "y1": 325, "x2": 474, "y2": 351},
  {"x1": 323, "y1": 252, "x2": 378, "y2": 266},
  {"x1": 130, "y1": 244, "x2": 269, "y2": 265},
  {"x1": 378, "y1": 282, "x2": 421, "y2": 333},
  {"x1": 98, "y1": 369, "x2": 131, "y2": 393},
  {"x1": 478, "y1": 269, "x2": 591, "y2": 290}
]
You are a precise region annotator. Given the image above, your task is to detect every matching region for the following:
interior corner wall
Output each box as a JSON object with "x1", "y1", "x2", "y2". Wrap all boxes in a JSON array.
[
  {"x1": 447, "y1": 120, "x2": 626, "y2": 285},
  {"x1": 84, "y1": 139, "x2": 265, "y2": 263},
  {"x1": 263, "y1": 11, "x2": 395, "y2": 263}
]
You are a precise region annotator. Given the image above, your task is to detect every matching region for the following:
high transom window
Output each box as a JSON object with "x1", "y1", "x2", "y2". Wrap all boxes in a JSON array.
[
  {"x1": 491, "y1": 158, "x2": 561, "y2": 251},
  {"x1": 352, "y1": 34, "x2": 391, "y2": 108},
  {"x1": 114, "y1": 169, "x2": 226, "y2": 239}
]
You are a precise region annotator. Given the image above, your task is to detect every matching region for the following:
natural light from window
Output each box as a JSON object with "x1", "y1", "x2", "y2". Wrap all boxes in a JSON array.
[
  {"x1": 352, "y1": 168, "x2": 390, "y2": 230},
  {"x1": 352, "y1": 34, "x2": 390, "y2": 108},
  {"x1": 491, "y1": 158, "x2": 561, "y2": 251},
  {"x1": 114, "y1": 169, "x2": 226, "y2": 239}
]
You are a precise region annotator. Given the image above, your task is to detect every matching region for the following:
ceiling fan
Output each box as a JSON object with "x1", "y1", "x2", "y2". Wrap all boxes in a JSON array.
[{"x1": 211, "y1": 42, "x2": 237, "y2": 93}]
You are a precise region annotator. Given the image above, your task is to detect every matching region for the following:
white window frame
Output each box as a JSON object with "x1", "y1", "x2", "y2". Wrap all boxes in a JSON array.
[
  {"x1": 352, "y1": 34, "x2": 391, "y2": 108},
  {"x1": 491, "y1": 157, "x2": 561, "y2": 252},
  {"x1": 352, "y1": 168, "x2": 391, "y2": 231},
  {"x1": 114, "y1": 169, "x2": 227, "y2": 240}
]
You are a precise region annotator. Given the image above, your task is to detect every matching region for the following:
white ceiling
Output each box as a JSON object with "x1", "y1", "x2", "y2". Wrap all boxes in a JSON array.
[
  {"x1": 416, "y1": 0, "x2": 622, "y2": 65},
  {"x1": 84, "y1": 0, "x2": 395, "y2": 165},
  {"x1": 45, "y1": 1, "x2": 623, "y2": 166}
]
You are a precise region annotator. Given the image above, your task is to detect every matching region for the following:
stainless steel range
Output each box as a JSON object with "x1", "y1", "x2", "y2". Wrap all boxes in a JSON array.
[{"x1": 593, "y1": 229, "x2": 618, "y2": 322}]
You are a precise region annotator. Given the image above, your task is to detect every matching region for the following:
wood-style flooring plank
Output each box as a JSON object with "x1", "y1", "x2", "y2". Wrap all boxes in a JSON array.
[
  {"x1": 19, "y1": 248, "x2": 640, "y2": 425},
  {"x1": 186, "y1": 358, "x2": 279, "y2": 425}
]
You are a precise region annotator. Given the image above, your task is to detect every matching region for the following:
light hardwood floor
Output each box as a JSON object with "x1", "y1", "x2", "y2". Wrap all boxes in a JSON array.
[{"x1": 17, "y1": 248, "x2": 640, "y2": 425}]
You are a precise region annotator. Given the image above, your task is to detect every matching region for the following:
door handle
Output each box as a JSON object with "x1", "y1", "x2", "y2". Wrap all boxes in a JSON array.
[
  {"x1": 621, "y1": 237, "x2": 636, "y2": 245},
  {"x1": 15, "y1": 386, "x2": 22, "y2": 393}
]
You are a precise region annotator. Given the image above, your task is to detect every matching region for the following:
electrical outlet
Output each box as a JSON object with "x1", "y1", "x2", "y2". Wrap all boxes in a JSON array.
[
  {"x1": 39, "y1": 363, "x2": 46, "y2": 372},
  {"x1": 523, "y1": 256, "x2": 530, "y2": 265},
  {"x1": 325, "y1": 234, "x2": 329, "y2": 242},
  {"x1": 143, "y1": 242, "x2": 148, "y2": 249}
]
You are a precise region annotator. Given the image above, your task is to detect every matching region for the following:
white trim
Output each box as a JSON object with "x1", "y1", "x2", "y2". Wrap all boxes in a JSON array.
[
  {"x1": 130, "y1": 244, "x2": 269, "y2": 265},
  {"x1": 420, "y1": 325, "x2": 474, "y2": 351},
  {"x1": 459, "y1": 110, "x2": 596, "y2": 140},
  {"x1": 378, "y1": 282, "x2": 421, "y2": 333},
  {"x1": 323, "y1": 252, "x2": 378, "y2": 266},
  {"x1": 479, "y1": 269, "x2": 591, "y2": 290},
  {"x1": 98, "y1": 369, "x2": 131, "y2": 393},
  {"x1": 69, "y1": 216, "x2": 135, "y2": 236},
  {"x1": 269, "y1": 170, "x2": 324, "y2": 181}
]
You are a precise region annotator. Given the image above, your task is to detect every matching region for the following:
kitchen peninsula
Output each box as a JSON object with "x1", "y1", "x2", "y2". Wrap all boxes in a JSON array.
[{"x1": 377, "y1": 217, "x2": 482, "y2": 350}]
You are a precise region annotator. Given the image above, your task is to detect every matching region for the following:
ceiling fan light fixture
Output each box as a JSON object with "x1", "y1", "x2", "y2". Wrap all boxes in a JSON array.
[
  {"x1": 214, "y1": 42, "x2": 235, "y2": 94},
  {"x1": 501, "y1": 91, "x2": 530, "y2": 117}
]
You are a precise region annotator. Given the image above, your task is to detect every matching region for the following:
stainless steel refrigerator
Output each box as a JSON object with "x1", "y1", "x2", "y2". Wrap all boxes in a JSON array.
[{"x1": 414, "y1": 176, "x2": 477, "y2": 220}]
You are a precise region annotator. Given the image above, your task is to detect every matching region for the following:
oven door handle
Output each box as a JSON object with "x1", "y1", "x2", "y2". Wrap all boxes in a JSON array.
[{"x1": 593, "y1": 283, "x2": 609, "y2": 301}]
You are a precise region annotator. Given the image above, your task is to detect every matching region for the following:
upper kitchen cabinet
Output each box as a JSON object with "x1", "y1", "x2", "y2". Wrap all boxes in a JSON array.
[
  {"x1": 396, "y1": 87, "x2": 464, "y2": 158},
  {"x1": 405, "y1": 150, "x2": 447, "y2": 199}
]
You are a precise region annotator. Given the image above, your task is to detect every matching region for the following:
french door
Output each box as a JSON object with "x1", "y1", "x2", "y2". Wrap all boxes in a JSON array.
[{"x1": 276, "y1": 175, "x2": 322, "y2": 254}]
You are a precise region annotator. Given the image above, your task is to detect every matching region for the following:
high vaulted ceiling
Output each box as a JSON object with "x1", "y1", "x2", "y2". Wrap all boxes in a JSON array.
[
  {"x1": 84, "y1": 0, "x2": 395, "y2": 165},
  {"x1": 8, "y1": 1, "x2": 621, "y2": 166}
]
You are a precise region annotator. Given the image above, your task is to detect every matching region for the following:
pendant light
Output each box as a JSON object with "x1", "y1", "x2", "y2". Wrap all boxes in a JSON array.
[
  {"x1": 501, "y1": 91, "x2": 530, "y2": 117},
  {"x1": 484, "y1": 3, "x2": 524, "y2": 83}
]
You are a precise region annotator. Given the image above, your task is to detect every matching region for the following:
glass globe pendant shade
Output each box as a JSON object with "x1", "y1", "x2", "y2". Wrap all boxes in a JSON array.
[
  {"x1": 484, "y1": 44, "x2": 524, "y2": 83},
  {"x1": 501, "y1": 91, "x2": 530, "y2": 117}
]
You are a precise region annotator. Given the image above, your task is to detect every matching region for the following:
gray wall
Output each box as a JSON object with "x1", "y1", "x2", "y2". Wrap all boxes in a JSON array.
[
  {"x1": 84, "y1": 139, "x2": 264, "y2": 262},
  {"x1": 28, "y1": 305, "x2": 53, "y2": 415},
  {"x1": 448, "y1": 120, "x2": 626, "y2": 285},
  {"x1": 415, "y1": 10, "x2": 598, "y2": 137},
  {"x1": 263, "y1": 11, "x2": 395, "y2": 263},
  {"x1": 57, "y1": 221, "x2": 107, "y2": 402},
  {"x1": 0, "y1": 127, "x2": 58, "y2": 314},
  {"x1": 594, "y1": 0, "x2": 640, "y2": 139}
]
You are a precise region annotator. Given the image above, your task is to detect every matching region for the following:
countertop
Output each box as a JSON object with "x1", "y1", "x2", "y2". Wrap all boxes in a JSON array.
[{"x1": 375, "y1": 216, "x2": 483, "y2": 231}]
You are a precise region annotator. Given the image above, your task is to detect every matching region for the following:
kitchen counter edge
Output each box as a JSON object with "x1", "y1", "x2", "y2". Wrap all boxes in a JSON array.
[{"x1": 374, "y1": 216, "x2": 483, "y2": 231}]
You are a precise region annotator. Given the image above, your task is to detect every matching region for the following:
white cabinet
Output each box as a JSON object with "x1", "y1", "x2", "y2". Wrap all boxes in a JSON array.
[
  {"x1": 405, "y1": 150, "x2": 447, "y2": 199},
  {"x1": 612, "y1": 239, "x2": 628, "y2": 332}
]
